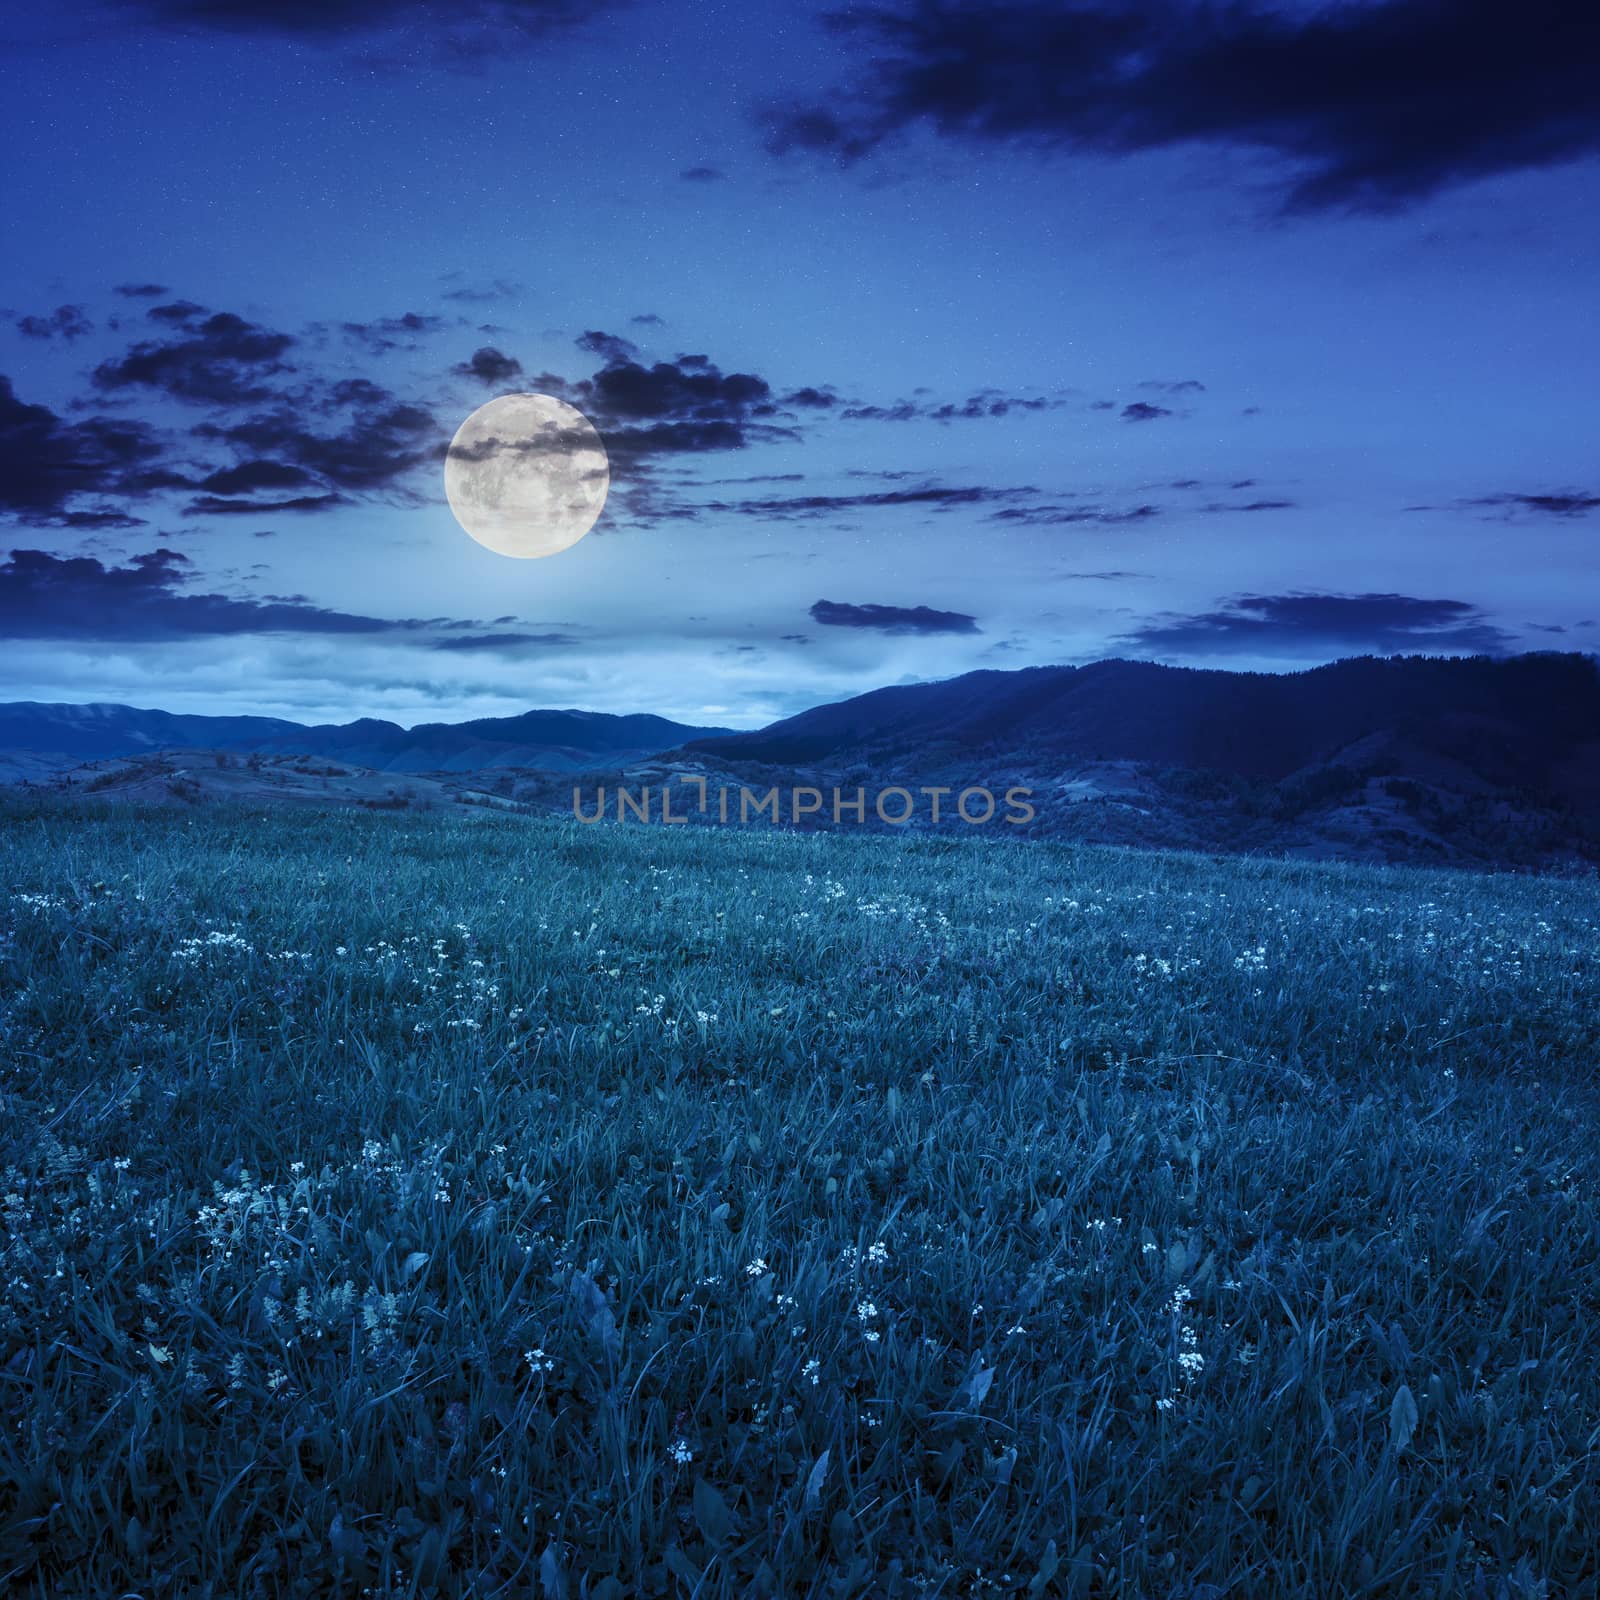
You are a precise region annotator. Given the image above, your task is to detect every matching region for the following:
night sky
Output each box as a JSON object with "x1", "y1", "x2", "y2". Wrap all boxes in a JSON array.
[{"x1": 3, "y1": 0, "x2": 1597, "y2": 728}]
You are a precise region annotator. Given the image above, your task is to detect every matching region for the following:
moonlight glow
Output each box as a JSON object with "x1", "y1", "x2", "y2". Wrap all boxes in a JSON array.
[{"x1": 444, "y1": 393, "x2": 609, "y2": 559}]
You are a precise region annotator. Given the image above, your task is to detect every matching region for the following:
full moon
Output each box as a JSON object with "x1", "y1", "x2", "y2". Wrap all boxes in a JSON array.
[{"x1": 444, "y1": 393, "x2": 609, "y2": 559}]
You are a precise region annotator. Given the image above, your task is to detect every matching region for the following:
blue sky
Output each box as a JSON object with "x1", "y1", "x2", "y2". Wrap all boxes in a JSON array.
[{"x1": 2, "y1": 0, "x2": 1597, "y2": 727}]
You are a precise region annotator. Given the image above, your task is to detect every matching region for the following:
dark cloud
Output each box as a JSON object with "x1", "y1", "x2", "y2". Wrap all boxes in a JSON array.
[
  {"x1": 552, "y1": 331, "x2": 787, "y2": 459},
  {"x1": 598, "y1": 463, "x2": 695, "y2": 527},
  {"x1": 147, "y1": 299, "x2": 209, "y2": 325},
  {"x1": 1139, "y1": 378, "x2": 1205, "y2": 395},
  {"x1": 810, "y1": 598, "x2": 980, "y2": 635},
  {"x1": 603, "y1": 420, "x2": 754, "y2": 457},
  {"x1": 783, "y1": 386, "x2": 839, "y2": 409},
  {"x1": 323, "y1": 376, "x2": 391, "y2": 410},
  {"x1": 545, "y1": 331, "x2": 1059, "y2": 474},
  {"x1": 439, "y1": 277, "x2": 524, "y2": 303},
  {"x1": 122, "y1": 468, "x2": 203, "y2": 493},
  {"x1": 193, "y1": 394, "x2": 441, "y2": 494},
  {"x1": 0, "y1": 375, "x2": 164, "y2": 520},
  {"x1": 16, "y1": 305, "x2": 92, "y2": 342},
  {"x1": 25, "y1": 510, "x2": 149, "y2": 531},
  {"x1": 0, "y1": 546, "x2": 399, "y2": 640},
  {"x1": 591, "y1": 350, "x2": 767, "y2": 421},
  {"x1": 1120, "y1": 592, "x2": 1513, "y2": 657},
  {"x1": 768, "y1": 0, "x2": 1600, "y2": 213},
  {"x1": 574, "y1": 329, "x2": 640, "y2": 365},
  {"x1": 114, "y1": 283, "x2": 169, "y2": 298},
  {"x1": 430, "y1": 631, "x2": 576, "y2": 650},
  {"x1": 114, "y1": 0, "x2": 628, "y2": 58},
  {"x1": 839, "y1": 401, "x2": 917, "y2": 422},
  {"x1": 989, "y1": 502, "x2": 1158, "y2": 527},
  {"x1": 197, "y1": 460, "x2": 317, "y2": 495},
  {"x1": 840, "y1": 388, "x2": 1065, "y2": 422},
  {"x1": 0, "y1": 546, "x2": 543, "y2": 643},
  {"x1": 11, "y1": 296, "x2": 462, "y2": 528},
  {"x1": 701, "y1": 483, "x2": 1032, "y2": 521},
  {"x1": 186, "y1": 493, "x2": 348, "y2": 516},
  {"x1": 630, "y1": 312, "x2": 665, "y2": 326},
  {"x1": 1060, "y1": 569, "x2": 1151, "y2": 580},
  {"x1": 93, "y1": 310, "x2": 295, "y2": 406},
  {"x1": 341, "y1": 311, "x2": 444, "y2": 353},
  {"x1": 445, "y1": 426, "x2": 605, "y2": 468},
  {"x1": 1121, "y1": 401, "x2": 1171, "y2": 423},
  {"x1": 680, "y1": 165, "x2": 725, "y2": 181},
  {"x1": 1468, "y1": 490, "x2": 1600, "y2": 518},
  {"x1": 454, "y1": 345, "x2": 525, "y2": 386}
]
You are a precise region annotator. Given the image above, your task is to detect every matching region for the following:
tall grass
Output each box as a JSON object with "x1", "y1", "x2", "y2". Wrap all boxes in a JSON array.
[{"x1": 1, "y1": 798, "x2": 1597, "y2": 1597}]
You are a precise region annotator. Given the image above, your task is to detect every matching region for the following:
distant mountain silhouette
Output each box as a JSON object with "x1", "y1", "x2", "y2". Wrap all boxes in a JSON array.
[
  {"x1": 0, "y1": 702, "x2": 733, "y2": 773},
  {"x1": 685, "y1": 653, "x2": 1600, "y2": 802},
  {"x1": 6, "y1": 655, "x2": 1600, "y2": 869},
  {"x1": 668, "y1": 653, "x2": 1600, "y2": 869}
]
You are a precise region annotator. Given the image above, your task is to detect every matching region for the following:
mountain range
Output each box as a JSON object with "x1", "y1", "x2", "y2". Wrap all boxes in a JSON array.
[
  {"x1": 684, "y1": 653, "x2": 1600, "y2": 806},
  {"x1": 0, "y1": 702, "x2": 731, "y2": 776},
  {"x1": 4, "y1": 653, "x2": 1598, "y2": 870},
  {"x1": 673, "y1": 653, "x2": 1600, "y2": 869}
]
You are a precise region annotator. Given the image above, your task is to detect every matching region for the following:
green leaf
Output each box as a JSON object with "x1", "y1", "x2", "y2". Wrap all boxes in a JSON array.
[
  {"x1": 829, "y1": 1509, "x2": 856, "y2": 1556},
  {"x1": 1028, "y1": 1539, "x2": 1059, "y2": 1596},
  {"x1": 539, "y1": 1542, "x2": 567, "y2": 1599},
  {"x1": 1389, "y1": 1383, "x2": 1418, "y2": 1454},
  {"x1": 663, "y1": 1546, "x2": 700, "y2": 1587},
  {"x1": 328, "y1": 1512, "x2": 364, "y2": 1565},
  {"x1": 802, "y1": 1448, "x2": 830, "y2": 1514},
  {"x1": 957, "y1": 1363, "x2": 995, "y2": 1410},
  {"x1": 414, "y1": 1528, "x2": 447, "y2": 1586},
  {"x1": 401, "y1": 1250, "x2": 430, "y2": 1282},
  {"x1": 570, "y1": 1271, "x2": 618, "y2": 1358},
  {"x1": 692, "y1": 1477, "x2": 734, "y2": 1547}
]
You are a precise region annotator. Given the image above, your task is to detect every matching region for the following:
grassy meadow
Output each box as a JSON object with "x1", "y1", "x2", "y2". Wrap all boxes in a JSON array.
[{"x1": 1, "y1": 797, "x2": 1598, "y2": 1598}]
